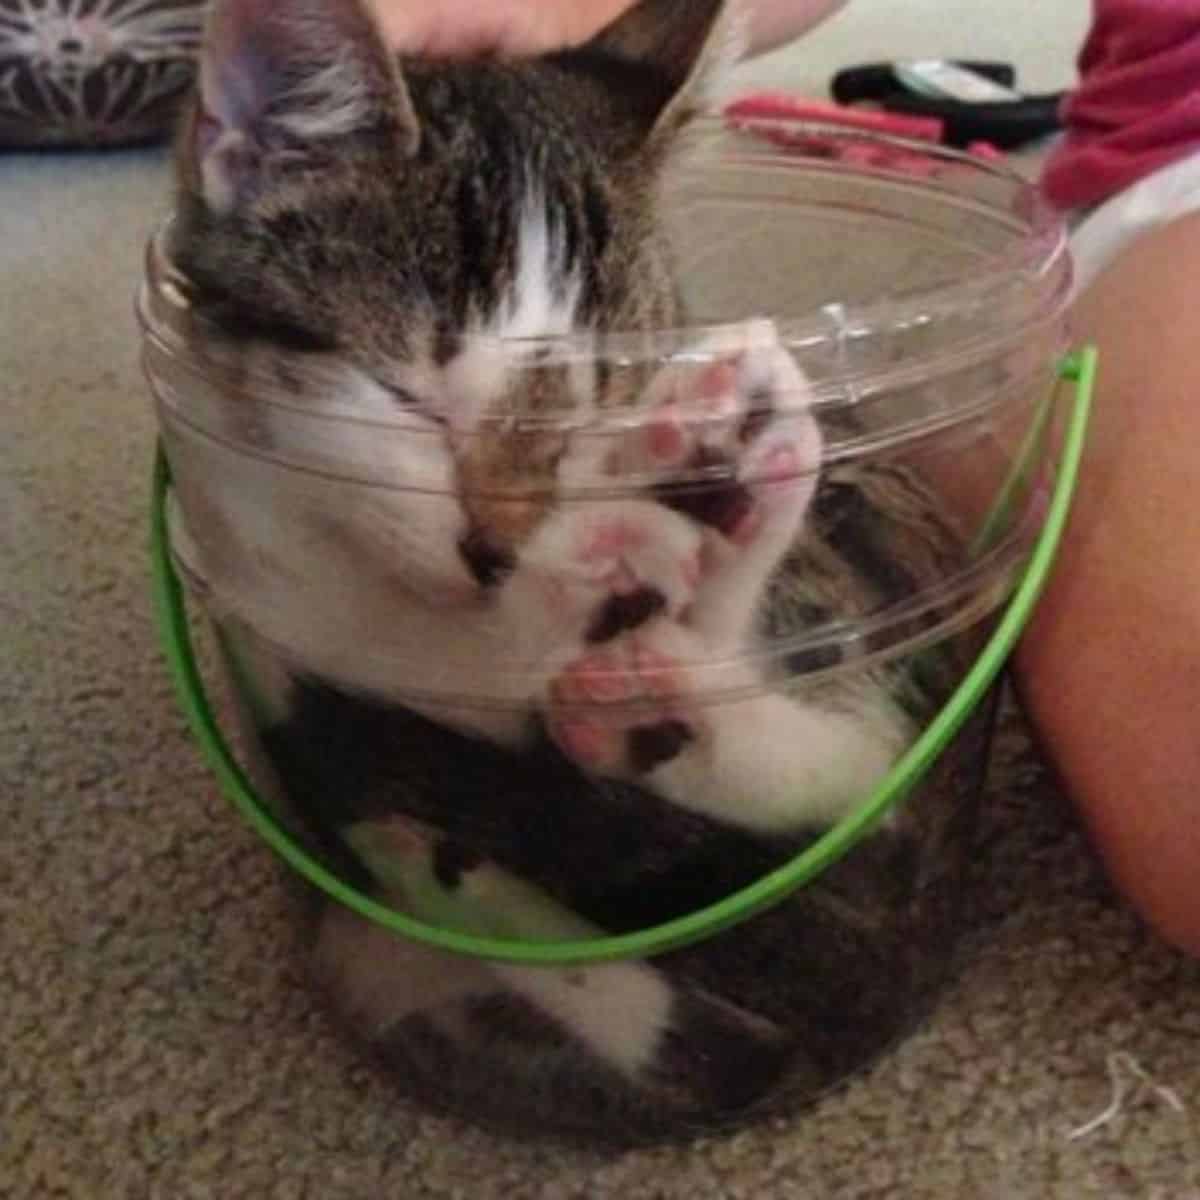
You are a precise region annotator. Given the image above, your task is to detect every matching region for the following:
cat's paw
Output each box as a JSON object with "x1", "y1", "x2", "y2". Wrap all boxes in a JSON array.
[
  {"x1": 518, "y1": 499, "x2": 704, "y2": 646},
  {"x1": 544, "y1": 620, "x2": 710, "y2": 778},
  {"x1": 616, "y1": 321, "x2": 822, "y2": 558}
]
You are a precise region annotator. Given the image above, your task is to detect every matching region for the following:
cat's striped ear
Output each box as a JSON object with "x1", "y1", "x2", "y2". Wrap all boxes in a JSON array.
[
  {"x1": 186, "y1": 0, "x2": 419, "y2": 214},
  {"x1": 584, "y1": 0, "x2": 743, "y2": 145}
]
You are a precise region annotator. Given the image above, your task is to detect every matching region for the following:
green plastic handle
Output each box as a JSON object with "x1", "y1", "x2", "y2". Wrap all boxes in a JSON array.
[{"x1": 150, "y1": 347, "x2": 1096, "y2": 966}]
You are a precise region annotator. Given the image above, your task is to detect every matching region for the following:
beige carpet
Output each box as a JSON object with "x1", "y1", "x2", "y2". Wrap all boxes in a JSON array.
[{"x1": 4, "y1": 27, "x2": 1200, "y2": 1193}]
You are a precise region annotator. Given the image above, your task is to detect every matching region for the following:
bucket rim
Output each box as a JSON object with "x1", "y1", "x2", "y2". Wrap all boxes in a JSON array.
[{"x1": 139, "y1": 121, "x2": 1071, "y2": 458}]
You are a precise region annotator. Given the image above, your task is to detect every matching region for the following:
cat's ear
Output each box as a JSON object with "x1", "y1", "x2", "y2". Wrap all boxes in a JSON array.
[
  {"x1": 584, "y1": 0, "x2": 743, "y2": 144},
  {"x1": 187, "y1": 0, "x2": 419, "y2": 214}
]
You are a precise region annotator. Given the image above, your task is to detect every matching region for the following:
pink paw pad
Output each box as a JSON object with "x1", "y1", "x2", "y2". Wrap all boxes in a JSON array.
[
  {"x1": 756, "y1": 443, "x2": 803, "y2": 484},
  {"x1": 694, "y1": 361, "x2": 739, "y2": 406},
  {"x1": 580, "y1": 520, "x2": 646, "y2": 565},
  {"x1": 547, "y1": 655, "x2": 632, "y2": 771},
  {"x1": 638, "y1": 360, "x2": 743, "y2": 467},
  {"x1": 553, "y1": 650, "x2": 636, "y2": 703},
  {"x1": 629, "y1": 643, "x2": 683, "y2": 695},
  {"x1": 644, "y1": 409, "x2": 688, "y2": 466},
  {"x1": 548, "y1": 645, "x2": 696, "y2": 775},
  {"x1": 729, "y1": 439, "x2": 816, "y2": 545},
  {"x1": 569, "y1": 514, "x2": 702, "y2": 644},
  {"x1": 552, "y1": 718, "x2": 614, "y2": 770}
]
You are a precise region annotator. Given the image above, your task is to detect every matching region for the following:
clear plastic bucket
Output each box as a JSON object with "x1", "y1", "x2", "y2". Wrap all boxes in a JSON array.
[{"x1": 141, "y1": 121, "x2": 1088, "y2": 1145}]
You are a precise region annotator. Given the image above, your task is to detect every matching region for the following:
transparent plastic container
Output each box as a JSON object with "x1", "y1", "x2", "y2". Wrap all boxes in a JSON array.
[{"x1": 141, "y1": 122, "x2": 1083, "y2": 1145}]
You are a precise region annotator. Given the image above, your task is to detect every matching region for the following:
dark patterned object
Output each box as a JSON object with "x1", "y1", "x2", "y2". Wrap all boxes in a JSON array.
[{"x1": 0, "y1": 0, "x2": 205, "y2": 148}]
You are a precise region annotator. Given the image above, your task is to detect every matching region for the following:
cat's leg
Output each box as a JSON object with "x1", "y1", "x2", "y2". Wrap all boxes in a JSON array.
[
  {"x1": 320, "y1": 814, "x2": 790, "y2": 1112},
  {"x1": 611, "y1": 320, "x2": 824, "y2": 651},
  {"x1": 311, "y1": 895, "x2": 494, "y2": 1041},
  {"x1": 545, "y1": 618, "x2": 911, "y2": 835},
  {"x1": 543, "y1": 324, "x2": 906, "y2": 832}
]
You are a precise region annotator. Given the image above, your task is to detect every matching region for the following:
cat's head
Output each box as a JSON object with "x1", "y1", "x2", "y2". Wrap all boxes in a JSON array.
[{"x1": 172, "y1": 0, "x2": 740, "y2": 588}]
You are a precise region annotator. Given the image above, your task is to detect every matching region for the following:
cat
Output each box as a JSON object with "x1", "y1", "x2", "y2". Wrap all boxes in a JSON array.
[{"x1": 162, "y1": 0, "x2": 978, "y2": 1142}]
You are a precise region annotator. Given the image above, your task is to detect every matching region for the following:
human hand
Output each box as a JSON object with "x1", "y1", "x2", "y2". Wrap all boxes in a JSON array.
[
  {"x1": 367, "y1": 0, "x2": 635, "y2": 58},
  {"x1": 368, "y1": 0, "x2": 847, "y2": 60}
]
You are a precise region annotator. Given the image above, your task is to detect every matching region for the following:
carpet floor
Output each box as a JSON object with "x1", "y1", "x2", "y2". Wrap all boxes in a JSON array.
[{"x1": 4, "y1": 13, "x2": 1199, "y2": 1189}]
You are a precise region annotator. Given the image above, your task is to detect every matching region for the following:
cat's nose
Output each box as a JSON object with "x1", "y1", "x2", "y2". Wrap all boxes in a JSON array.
[{"x1": 457, "y1": 527, "x2": 516, "y2": 588}]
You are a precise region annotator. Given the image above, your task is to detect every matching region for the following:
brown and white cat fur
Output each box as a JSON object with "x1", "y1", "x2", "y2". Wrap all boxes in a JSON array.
[{"x1": 166, "y1": 0, "x2": 924, "y2": 1137}]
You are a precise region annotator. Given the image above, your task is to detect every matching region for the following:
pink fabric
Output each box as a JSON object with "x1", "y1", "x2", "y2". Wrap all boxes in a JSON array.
[{"x1": 1041, "y1": 0, "x2": 1200, "y2": 211}]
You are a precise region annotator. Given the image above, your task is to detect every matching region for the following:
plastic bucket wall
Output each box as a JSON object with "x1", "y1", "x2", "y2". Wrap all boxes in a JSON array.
[{"x1": 141, "y1": 124, "x2": 1082, "y2": 1144}]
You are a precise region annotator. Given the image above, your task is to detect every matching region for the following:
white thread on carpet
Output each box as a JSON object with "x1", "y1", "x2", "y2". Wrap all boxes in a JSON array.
[{"x1": 1066, "y1": 1052, "x2": 1187, "y2": 1141}]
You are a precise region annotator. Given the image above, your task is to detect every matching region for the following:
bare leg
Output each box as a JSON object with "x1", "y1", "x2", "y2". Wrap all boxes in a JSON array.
[{"x1": 1015, "y1": 210, "x2": 1200, "y2": 956}]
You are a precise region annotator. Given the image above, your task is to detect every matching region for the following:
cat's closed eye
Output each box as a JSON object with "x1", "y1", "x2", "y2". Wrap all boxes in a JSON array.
[
  {"x1": 384, "y1": 384, "x2": 421, "y2": 408},
  {"x1": 381, "y1": 383, "x2": 447, "y2": 425}
]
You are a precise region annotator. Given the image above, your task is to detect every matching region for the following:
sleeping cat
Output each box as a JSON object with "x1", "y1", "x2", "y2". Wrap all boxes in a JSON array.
[{"x1": 163, "y1": 0, "x2": 974, "y2": 1141}]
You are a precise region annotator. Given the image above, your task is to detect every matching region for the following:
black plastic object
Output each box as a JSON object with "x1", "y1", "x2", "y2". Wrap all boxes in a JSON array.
[
  {"x1": 831, "y1": 61, "x2": 1064, "y2": 151},
  {"x1": 832, "y1": 61, "x2": 1018, "y2": 105}
]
